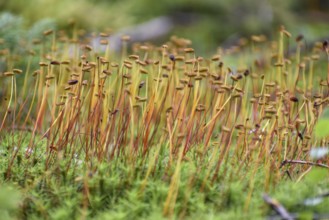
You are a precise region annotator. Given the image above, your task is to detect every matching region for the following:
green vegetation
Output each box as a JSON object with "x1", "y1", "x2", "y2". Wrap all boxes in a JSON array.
[
  {"x1": 0, "y1": 11, "x2": 328, "y2": 220},
  {"x1": 2, "y1": 0, "x2": 329, "y2": 53}
]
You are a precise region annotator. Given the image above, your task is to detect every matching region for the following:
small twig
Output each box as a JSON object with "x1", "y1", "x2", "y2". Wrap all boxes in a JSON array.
[
  {"x1": 280, "y1": 159, "x2": 329, "y2": 169},
  {"x1": 263, "y1": 194, "x2": 294, "y2": 220},
  {"x1": 302, "y1": 192, "x2": 329, "y2": 206},
  {"x1": 285, "y1": 170, "x2": 293, "y2": 181}
]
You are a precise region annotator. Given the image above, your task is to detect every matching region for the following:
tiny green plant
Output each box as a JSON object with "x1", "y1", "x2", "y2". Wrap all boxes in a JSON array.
[{"x1": 0, "y1": 24, "x2": 328, "y2": 219}]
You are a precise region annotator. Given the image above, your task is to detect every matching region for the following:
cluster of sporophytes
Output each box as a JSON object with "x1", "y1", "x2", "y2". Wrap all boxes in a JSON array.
[{"x1": 0, "y1": 25, "x2": 328, "y2": 219}]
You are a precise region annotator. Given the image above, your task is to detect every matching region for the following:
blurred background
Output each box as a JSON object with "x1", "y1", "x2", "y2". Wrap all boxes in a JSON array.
[{"x1": 0, "y1": 0, "x2": 329, "y2": 54}]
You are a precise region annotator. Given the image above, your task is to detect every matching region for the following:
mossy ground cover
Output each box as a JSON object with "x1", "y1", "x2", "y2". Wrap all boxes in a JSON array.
[{"x1": 0, "y1": 21, "x2": 328, "y2": 220}]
